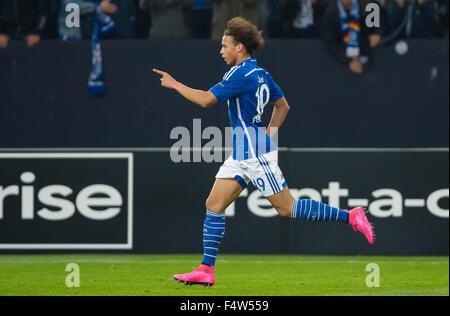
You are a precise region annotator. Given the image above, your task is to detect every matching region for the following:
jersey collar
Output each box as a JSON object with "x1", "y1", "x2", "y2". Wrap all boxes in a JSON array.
[{"x1": 237, "y1": 58, "x2": 257, "y2": 67}]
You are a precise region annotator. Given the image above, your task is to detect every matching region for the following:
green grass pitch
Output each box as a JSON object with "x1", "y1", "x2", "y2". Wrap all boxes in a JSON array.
[{"x1": 0, "y1": 255, "x2": 448, "y2": 296}]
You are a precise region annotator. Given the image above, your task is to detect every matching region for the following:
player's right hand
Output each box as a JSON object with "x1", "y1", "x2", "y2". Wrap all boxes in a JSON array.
[{"x1": 153, "y1": 69, "x2": 178, "y2": 90}]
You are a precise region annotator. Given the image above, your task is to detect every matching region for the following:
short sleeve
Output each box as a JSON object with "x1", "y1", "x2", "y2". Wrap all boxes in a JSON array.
[
  {"x1": 209, "y1": 71, "x2": 246, "y2": 103},
  {"x1": 266, "y1": 73, "x2": 284, "y2": 102}
]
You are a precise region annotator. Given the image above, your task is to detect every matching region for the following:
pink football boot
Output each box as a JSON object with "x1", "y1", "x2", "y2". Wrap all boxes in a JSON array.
[
  {"x1": 173, "y1": 264, "x2": 215, "y2": 287},
  {"x1": 348, "y1": 207, "x2": 375, "y2": 244}
]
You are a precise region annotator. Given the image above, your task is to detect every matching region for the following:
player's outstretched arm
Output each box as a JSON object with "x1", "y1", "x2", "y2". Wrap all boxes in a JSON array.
[
  {"x1": 153, "y1": 69, "x2": 218, "y2": 108},
  {"x1": 267, "y1": 97, "x2": 290, "y2": 138}
]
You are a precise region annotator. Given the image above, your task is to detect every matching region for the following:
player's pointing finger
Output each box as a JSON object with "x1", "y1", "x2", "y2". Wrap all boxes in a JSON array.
[{"x1": 153, "y1": 69, "x2": 165, "y2": 76}]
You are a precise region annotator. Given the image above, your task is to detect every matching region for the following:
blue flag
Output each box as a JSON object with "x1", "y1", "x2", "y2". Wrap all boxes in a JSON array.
[{"x1": 88, "y1": 5, "x2": 117, "y2": 96}]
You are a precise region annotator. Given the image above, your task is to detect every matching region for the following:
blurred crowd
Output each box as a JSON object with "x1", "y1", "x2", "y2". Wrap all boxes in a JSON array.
[
  {"x1": 0, "y1": 0, "x2": 448, "y2": 42},
  {"x1": 0, "y1": 0, "x2": 448, "y2": 74}
]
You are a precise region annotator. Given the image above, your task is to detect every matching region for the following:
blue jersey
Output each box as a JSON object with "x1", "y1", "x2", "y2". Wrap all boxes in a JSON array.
[{"x1": 209, "y1": 59, "x2": 284, "y2": 161}]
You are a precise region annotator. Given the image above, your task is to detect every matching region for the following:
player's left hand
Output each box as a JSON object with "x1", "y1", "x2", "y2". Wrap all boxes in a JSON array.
[{"x1": 153, "y1": 69, "x2": 178, "y2": 90}]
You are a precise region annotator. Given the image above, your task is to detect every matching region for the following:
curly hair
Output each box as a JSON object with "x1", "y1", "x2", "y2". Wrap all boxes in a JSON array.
[{"x1": 223, "y1": 17, "x2": 265, "y2": 56}]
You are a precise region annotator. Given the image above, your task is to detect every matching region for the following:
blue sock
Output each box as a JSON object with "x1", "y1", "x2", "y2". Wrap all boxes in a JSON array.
[
  {"x1": 201, "y1": 210, "x2": 225, "y2": 266},
  {"x1": 291, "y1": 199, "x2": 349, "y2": 223}
]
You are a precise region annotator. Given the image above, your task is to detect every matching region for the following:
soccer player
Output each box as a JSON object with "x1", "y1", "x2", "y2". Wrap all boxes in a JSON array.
[{"x1": 153, "y1": 17, "x2": 374, "y2": 287}]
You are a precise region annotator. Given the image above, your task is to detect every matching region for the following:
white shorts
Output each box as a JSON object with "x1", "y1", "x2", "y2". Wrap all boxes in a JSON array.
[{"x1": 215, "y1": 151, "x2": 287, "y2": 197}]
